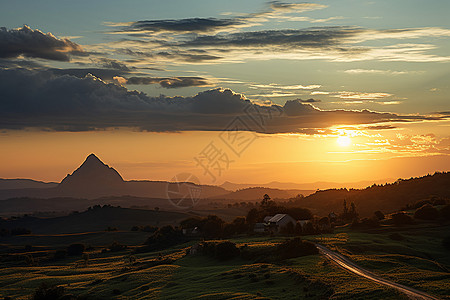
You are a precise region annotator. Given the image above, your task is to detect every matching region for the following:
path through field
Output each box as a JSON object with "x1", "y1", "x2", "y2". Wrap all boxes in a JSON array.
[{"x1": 316, "y1": 244, "x2": 441, "y2": 300}]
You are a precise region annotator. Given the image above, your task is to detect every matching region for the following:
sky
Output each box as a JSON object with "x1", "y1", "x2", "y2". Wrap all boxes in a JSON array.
[{"x1": 0, "y1": 0, "x2": 449, "y2": 185}]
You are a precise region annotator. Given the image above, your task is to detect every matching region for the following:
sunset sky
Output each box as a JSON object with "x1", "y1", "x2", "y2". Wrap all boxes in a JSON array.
[{"x1": 0, "y1": 0, "x2": 449, "y2": 185}]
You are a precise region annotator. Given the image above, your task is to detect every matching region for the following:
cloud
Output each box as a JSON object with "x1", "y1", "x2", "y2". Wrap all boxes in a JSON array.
[
  {"x1": 91, "y1": 57, "x2": 130, "y2": 71},
  {"x1": 300, "y1": 98, "x2": 321, "y2": 103},
  {"x1": 180, "y1": 27, "x2": 362, "y2": 48},
  {"x1": 0, "y1": 25, "x2": 85, "y2": 61},
  {"x1": 367, "y1": 133, "x2": 450, "y2": 155},
  {"x1": 0, "y1": 68, "x2": 445, "y2": 133},
  {"x1": 112, "y1": 18, "x2": 246, "y2": 34},
  {"x1": 102, "y1": 25, "x2": 450, "y2": 64},
  {"x1": 108, "y1": 2, "x2": 327, "y2": 35},
  {"x1": 344, "y1": 69, "x2": 408, "y2": 75},
  {"x1": 250, "y1": 83, "x2": 321, "y2": 90},
  {"x1": 333, "y1": 91, "x2": 393, "y2": 101},
  {"x1": 50, "y1": 68, "x2": 130, "y2": 81},
  {"x1": 115, "y1": 76, "x2": 213, "y2": 88}
]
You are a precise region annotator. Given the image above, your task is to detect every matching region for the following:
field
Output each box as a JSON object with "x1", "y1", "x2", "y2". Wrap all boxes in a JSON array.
[
  {"x1": 308, "y1": 224, "x2": 450, "y2": 298},
  {"x1": 3, "y1": 224, "x2": 448, "y2": 299}
]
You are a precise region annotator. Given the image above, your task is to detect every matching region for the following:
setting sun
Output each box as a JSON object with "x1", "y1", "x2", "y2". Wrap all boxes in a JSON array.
[{"x1": 337, "y1": 136, "x2": 352, "y2": 147}]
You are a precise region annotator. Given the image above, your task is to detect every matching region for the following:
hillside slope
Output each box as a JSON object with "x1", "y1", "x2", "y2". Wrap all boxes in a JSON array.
[{"x1": 296, "y1": 172, "x2": 450, "y2": 216}]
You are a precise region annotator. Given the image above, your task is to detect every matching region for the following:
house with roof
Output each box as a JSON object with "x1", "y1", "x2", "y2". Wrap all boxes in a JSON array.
[
  {"x1": 266, "y1": 214, "x2": 296, "y2": 233},
  {"x1": 254, "y1": 223, "x2": 266, "y2": 233}
]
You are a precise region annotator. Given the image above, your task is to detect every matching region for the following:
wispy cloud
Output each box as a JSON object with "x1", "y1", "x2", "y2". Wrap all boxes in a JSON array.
[
  {"x1": 113, "y1": 76, "x2": 214, "y2": 88},
  {"x1": 250, "y1": 83, "x2": 321, "y2": 90},
  {"x1": 107, "y1": 1, "x2": 327, "y2": 35},
  {"x1": 97, "y1": 25, "x2": 450, "y2": 65},
  {"x1": 333, "y1": 91, "x2": 393, "y2": 100},
  {"x1": 344, "y1": 69, "x2": 409, "y2": 75}
]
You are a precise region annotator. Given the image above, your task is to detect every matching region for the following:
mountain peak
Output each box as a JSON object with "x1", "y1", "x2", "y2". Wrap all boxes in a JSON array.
[
  {"x1": 82, "y1": 153, "x2": 105, "y2": 166},
  {"x1": 59, "y1": 154, "x2": 124, "y2": 190},
  {"x1": 86, "y1": 153, "x2": 100, "y2": 160}
]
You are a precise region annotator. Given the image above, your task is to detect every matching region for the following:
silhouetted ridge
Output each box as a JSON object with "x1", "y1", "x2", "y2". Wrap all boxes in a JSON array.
[{"x1": 59, "y1": 154, "x2": 124, "y2": 191}]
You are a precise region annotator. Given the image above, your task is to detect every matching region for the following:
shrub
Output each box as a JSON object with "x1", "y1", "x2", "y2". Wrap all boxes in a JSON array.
[
  {"x1": 108, "y1": 241, "x2": 127, "y2": 252},
  {"x1": 215, "y1": 241, "x2": 240, "y2": 260},
  {"x1": 32, "y1": 283, "x2": 66, "y2": 300},
  {"x1": 142, "y1": 225, "x2": 158, "y2": 233},
  {"x1": 11, "y1": 228, "x2": 31, "y2": 235},
  {"x1": 351, "y1": 218, "x2": 380, "y2": 229},
  {"x1": 391, "y1": 212, "x2": 413, "y2": 226},
  {"x1": 440, "y1": 204, "x2": 450, "y2": 220},
  {"x1": 198, "y1": 241, "x2": 240, "y2": 260},
  {"x1": 67, "y1": 243, "x2": 85, "y2": 256},
  {"x1": 374, "y1": 211, "x2": 385, "y2": 220},
  {"x1": 443, "y1": 236, "x2": 450, "y2": 251},
  {"x1": 414, "y1": 204, "x2": 439, "y2": 220},
  {"x1": 112, "y1": 289, "x2": 121, "y2": 295},
  {"x1": 302, "y1": 222, "x2": 317, "y2": 235},
  {"x1": 277, "y1": 237, "x2": 318, "y2": 259},
  {"x1": 280, "y1": 222, "x2": 295, "y2": 234},
  {"x1": 54, "y1": 249, "x2": 67, "y2": 260},
  {"x1": 141, "y1": 225, "x2": 184, "y2": 251}
]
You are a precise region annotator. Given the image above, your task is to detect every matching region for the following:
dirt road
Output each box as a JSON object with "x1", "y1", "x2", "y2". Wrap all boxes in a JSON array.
[{"x1": 315, "y1": 244, "x2": 441, "y2": 300}]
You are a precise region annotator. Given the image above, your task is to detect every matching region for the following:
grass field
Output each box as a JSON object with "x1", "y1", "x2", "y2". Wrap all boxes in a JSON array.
[
  {"x1": 0, "y1": 223, "x2": 448, "y2": 299},
  {"x1": 308, "y1": 224, "x2": 450, "y2": 299}
]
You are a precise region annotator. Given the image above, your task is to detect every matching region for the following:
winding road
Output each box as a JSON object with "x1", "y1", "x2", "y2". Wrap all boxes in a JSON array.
[{"x1": 315, "y1": 244, "x2": 441, "y2": 300}]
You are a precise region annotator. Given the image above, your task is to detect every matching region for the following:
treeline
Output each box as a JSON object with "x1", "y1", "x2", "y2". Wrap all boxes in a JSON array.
[
  {"x1": 0, "y1": 227, "x2": 31, "y2": 236},
  {"x1": 289, "y1": 172, "x2": 450, "y2": 216},
  {"x1": 192, "y1": 237, "x2": 318, "y2": 262}
]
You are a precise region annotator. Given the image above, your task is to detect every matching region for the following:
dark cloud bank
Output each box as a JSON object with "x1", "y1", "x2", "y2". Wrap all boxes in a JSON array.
[
  {"x1": 0, "y1": 26, "x2": 84, "y2": 61},
  {"x1": 123, "y1": 76, "x2": 212, "y2": 88},
  {"x1": 0, "y1": 68, "x2": 443, "y2": 133}
]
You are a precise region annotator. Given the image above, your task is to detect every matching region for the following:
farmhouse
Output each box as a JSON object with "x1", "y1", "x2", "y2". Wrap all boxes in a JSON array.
[{"x1": 266, "y1": 214, "x2": 296, "y2": 233}]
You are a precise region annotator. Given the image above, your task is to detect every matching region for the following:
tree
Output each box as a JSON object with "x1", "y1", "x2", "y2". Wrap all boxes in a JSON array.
[
  {"x1": 280, "y1": 222, "x2": 295, "y2": 234},
  {"x1": 392, "y1": 212, "x2": 413, "y2": 226},
  {"x1": 143, "y1": 225, "x2": 184, "y2": 251},
  {"x1": 302, "y1": 222, "x2": 316, "y2": 235},
  {"x1": 196, "y1": 215, "x2": 225, "y2": 238},
  {"x1": 215, "y1": 241, "x2": 240, "y2": 260},
  {"x1": 277, "y1": 238, "x2": 318, "y2": 259},
  {"x1": 374, "y1": 211, "x2": 385, "y2": 220},
  {"x1": 294, "y1": 222, "x2": 302, "y2": 236},
  {"x1": 246, "y1": 208, "x2": 259, "y2": 225},
  {"x1": 232, "y1": 216, "x2": 248, "y2": 234},
  {"x1": 67, "y1": 243, "x2": 85, "y2": 256},
  {"x1": 261, "y1": 194, "x2": 271, "y2": 207},
  {"x1": 414, "y1": 204, "x2": 439, "y2": 220},
  {"x1": 285, "y1": 207, "x2": 312, "y2": 220},
  {"x1": 180, "y1": 217, "x2": 201, "y2": 229},
  {"x1": 441, "y1": 204, "x2": 450, "y2": 220}
]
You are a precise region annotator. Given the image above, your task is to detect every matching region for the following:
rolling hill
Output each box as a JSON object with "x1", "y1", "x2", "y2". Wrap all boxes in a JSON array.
[
  {"x1": 294, "y1": 172, "x2": 450, "y2": 216},
  {"x1": 211, "y1": 187, "x2": 315, "y2": 200},
  {"x1": 0, "y1": 206, "x2": 191, "y2": 234}
]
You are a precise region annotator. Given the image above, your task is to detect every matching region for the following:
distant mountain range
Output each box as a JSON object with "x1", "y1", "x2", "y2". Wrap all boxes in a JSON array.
[
  {"x1": 211, "y1": 187, "x2": 315, "y2": 200},
  {"x1": 0, "y1": 154, "x2": 227, "y2": 200},
  {"x1": 0, "y1": 154, "x2": 448, "y2": 217},
  {"x1": 220, "y1": 179, "x2": 395, "y2": 191},
  {"x1": 0, "y1": 179, "x2": 58, "y2": 190}
]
